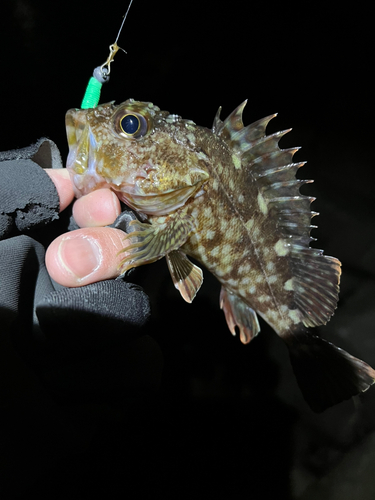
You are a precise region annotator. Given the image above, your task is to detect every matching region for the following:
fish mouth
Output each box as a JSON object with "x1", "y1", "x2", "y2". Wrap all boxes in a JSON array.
[
  {"x1": 66, "y1": 108, "x2": 90, "y2": 151},
  {"x1": 66, "y1": 108, "x2": 118, "y2": 197}
]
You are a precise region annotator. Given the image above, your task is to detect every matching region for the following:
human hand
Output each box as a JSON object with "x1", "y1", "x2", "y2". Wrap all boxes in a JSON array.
[
  {"x1": 45, "y1": 168, "x2": 130, "y2": 286},
  {"x1": 0, "y1": 138, "x2": 153, "y2": 345},
  {"x1": 1, "y1": 142, "x2": 162, "y2": 497}
]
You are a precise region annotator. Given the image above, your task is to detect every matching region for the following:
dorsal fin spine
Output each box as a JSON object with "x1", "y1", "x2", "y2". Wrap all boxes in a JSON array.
[{"x1": 254, "y1": 161, "x2": 305, "y2": 179}]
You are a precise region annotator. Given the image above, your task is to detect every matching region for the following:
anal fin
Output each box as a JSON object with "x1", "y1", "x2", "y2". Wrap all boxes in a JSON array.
[
  {"x1": 220, "y1": 287, "x2": 260, "y2": 344},
  {"x1": 285, "y1": 330, "x2": 375, "y2": 412}
]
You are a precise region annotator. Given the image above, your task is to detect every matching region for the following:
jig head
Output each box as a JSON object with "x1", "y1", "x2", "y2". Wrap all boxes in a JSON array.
[{"x1": 81, "y1": 0, "x2": 134, "y2": 109}]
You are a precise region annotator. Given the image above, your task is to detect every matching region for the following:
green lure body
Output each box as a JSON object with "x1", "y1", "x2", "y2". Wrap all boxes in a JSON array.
[{"x1": 81, "y1": 76, "x2": 102, "y2": 109}]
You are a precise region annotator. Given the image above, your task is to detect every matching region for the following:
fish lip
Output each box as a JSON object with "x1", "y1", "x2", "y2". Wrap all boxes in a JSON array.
[
  {"x1": 65, "y1": 113, "x2": 107, "y2": 197},
  {"x1": 66, "y1": 108, "x2": 89, "y2": 145}
]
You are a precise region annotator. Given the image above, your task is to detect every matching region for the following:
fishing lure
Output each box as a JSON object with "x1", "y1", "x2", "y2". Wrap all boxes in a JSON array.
[
  {"x1": 81, "y1": 0, "x2": 133, "y2": 109},
  {"x1": 66, "y1": 5, "x2": 375, "y2": 412}
]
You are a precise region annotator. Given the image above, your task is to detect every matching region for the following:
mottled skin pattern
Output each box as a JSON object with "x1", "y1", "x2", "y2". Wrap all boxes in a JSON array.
[
  {"x1": 66, "y1": 102, "x2": 209, "y2": 215},
  {"x1": 66, "y1": 99, "x2": 337, "y2": 342},
  {"x1": 180, "y1": 127, "x2": 299, "y2": 337},
  {"x1": 66, "y1": 99, "x2": 375, "y2": 412}
]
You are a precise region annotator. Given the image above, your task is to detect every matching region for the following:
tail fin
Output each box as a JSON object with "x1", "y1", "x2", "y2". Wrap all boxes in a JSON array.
[{"x1": 285, "y1": 331, "x2": 375, "y2": 412}]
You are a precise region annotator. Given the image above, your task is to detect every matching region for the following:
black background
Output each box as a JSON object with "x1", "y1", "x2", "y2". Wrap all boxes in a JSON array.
[{"x1": 1, "y1": 1, "x2": 375, "y2": 498}]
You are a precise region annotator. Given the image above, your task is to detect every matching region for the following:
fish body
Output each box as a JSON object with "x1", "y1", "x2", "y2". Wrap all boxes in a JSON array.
[{"x1": 66, "y1": 99, "x2": 375, "y2": 411}]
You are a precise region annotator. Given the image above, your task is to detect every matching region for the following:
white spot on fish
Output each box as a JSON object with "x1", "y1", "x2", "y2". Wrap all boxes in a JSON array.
[
  {"x1": 204, "y1": 206, "x2": 212, "y2": 218},
  {"x1": 258, "y1": 295, "x2": 271, "y2": 303},
  {"x1": 215, "y1": 267, "x2": 225, "y2": 277},
  {"x1": 186, "y1": 133, "x2": 196, "y2": 144},
  {"x1": 288, "y1": 309, "x2": 301, "y2": 324},
  {"x1": 274, "y1": 239, "x2": 290, "y2": 256},
  {"x1": 238, "y1": 194, "x2": 244, "y2": 203},
  {"x1": 220, "y1": 219, "x2": 229, "y2": 231},
  {"x1": 211, "y1": 246, "x2": 220, "y2": 257},
  {"x1": 225, "y1": 227, "x2": 237, "y2": 241},
  {"x1": 284, "y1": 278, "x2": 294, "y2": 291},
  {"x1": 252, "y1": 227, "x2": 260, "y2": 239},
  {"x1": 249, "y1": 285, "x2": 256, "y2": 294},
  {"x1": 257, "y1": 192, "x2": 268, "y2": 215},
  {"x1": 245, "y1": 219, "x2": 254, "y2": 231},
  {"x1": 206, "y1": 229, "x2": 216, "y2": 240},
  {"x1": 222, "y1": 254, "x2": 232, "y2": 266},
  {"x1": 278, "y1": 318, "x2": 289, "y2": 330},
  {"x1": 166, "y1": 115, "x2": 178, "y2": 123},
  {"x1": 222, "y1": 243, "x2": 232, "y2": 256},
  {"x1": 232, "y1": 154, "x2": 241, "y2": 170},
  {"x1": 268, "y1": 275, "x2": 278, "y2": 284},
  {"x1": 267, "y1": 309, "x2": 278, "y2": 321},
  {"x1": 227, "y1": 278, "x2": 237, "y2": 287},
  {"x1": 239, "y1": 263, "x2": 251, "y2": 274},
  {"x1": 266, "y1": 261, "x2": 275, "y2": 272}
]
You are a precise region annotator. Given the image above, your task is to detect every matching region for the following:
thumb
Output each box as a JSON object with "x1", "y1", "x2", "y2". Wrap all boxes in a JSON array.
[{"x1": 45, "y1": 227, "x2": 130, "y2": 287}]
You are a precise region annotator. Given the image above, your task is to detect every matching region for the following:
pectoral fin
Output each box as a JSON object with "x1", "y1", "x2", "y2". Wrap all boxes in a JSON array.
[
  {"x1": 166, "y1": 250, "x2": 203, "y2": 303},
  {"x1": 220, "y1": 287, "x2": 260, "y2": 344},
  {"x1": 119, "y1": 212, "x2": 195, "y2": 273}
]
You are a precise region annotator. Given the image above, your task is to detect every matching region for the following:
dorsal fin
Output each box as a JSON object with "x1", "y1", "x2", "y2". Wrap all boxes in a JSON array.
[
  {"x1": 213, "y1": 102, "x2": 341, "y2": 327},
  {"x1": 212, "y1": 101, "x2": 246, "y2": 138},
  {"x1": 212, "y1": 101, "x2": 315, "y2": 249},
  {"x1": 213, "y1": 101, "x2": 277, "y2": 153}
]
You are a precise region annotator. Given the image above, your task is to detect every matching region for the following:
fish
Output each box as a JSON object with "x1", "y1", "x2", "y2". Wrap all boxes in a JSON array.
[{"x1": 65, "y1": 99, "x2": 375, "y2": 411}]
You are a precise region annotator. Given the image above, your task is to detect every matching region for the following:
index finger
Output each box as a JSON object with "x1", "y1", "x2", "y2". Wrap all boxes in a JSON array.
[{"x1": 45, "y1": 168, "x2": 75, "y2": 212}]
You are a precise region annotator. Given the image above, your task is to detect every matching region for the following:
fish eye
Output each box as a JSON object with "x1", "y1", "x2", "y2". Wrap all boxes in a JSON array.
[
  {"x1": 121, "y1": 114, "x2": 140, "y2": 135},
  {"x1": 115, "y1": 111, "x2": 149, "y2": 139}
]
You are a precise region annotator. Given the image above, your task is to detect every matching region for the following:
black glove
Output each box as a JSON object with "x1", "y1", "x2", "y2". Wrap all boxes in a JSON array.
[
  {"x1": 0, "y1": 139, "x2": 162, "y2": 496},
  {"x1": 0, "y1": 136, "x2": 157, "y2": 340}
]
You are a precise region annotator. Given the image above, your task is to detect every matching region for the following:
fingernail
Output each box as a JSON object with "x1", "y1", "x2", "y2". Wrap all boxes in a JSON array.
[{"x1": 58, "y1": 236, "x2": 102, "y2": 280}]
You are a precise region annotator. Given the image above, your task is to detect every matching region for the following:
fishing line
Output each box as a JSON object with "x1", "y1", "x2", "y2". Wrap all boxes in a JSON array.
[{"x1": 81, "y1": 0, "x2": 134, "y2": 109}]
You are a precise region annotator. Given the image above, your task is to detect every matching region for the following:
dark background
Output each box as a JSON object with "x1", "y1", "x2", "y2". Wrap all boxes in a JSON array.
[{"x1": 1, "y1": 1, "x2": 375, "y2": 498}]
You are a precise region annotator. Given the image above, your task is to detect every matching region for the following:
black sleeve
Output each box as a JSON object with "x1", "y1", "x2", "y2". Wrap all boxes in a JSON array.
[
  {"x1": 0, "y1": 138, "x2": 150, "y2": 336},
  {"x1": 0, "y1": 140, "x2": 161, "y2": 432},
  {"x1": 0, "y1": 138, "x2": 61, "y2": 239}
]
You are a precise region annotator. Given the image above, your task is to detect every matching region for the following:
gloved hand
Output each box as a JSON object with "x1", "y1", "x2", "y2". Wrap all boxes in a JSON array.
[{"x1": 0, "y1": 139, "x2": 162, "y2": 495}]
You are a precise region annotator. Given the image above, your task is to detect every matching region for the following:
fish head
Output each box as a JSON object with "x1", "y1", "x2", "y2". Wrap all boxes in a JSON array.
[{"x1": 66, "y1": 99, "x2": 210, "y2": 216}]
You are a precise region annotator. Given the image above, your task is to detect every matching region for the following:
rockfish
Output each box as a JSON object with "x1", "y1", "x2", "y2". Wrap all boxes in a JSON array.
[{"x1": 66, "y1": 99, "x2": 375, "y2": 411}]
